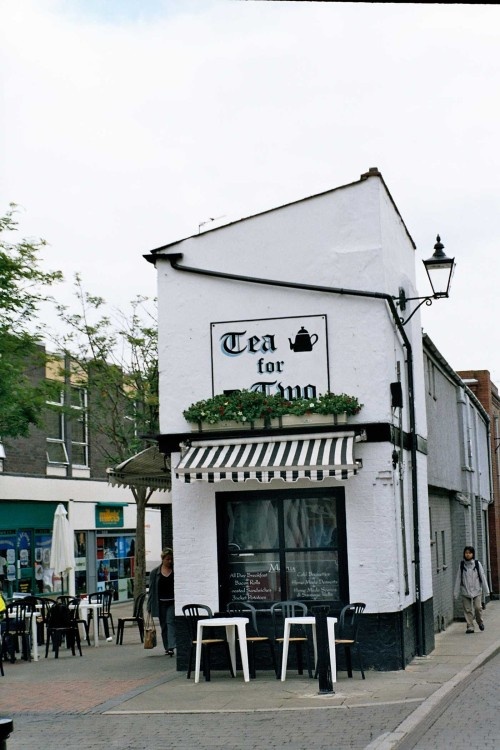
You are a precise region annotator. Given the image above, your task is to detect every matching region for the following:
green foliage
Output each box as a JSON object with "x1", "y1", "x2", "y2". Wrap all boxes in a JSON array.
[
  {"x1": 285, "y1": 392, "x2": 363, "y2": 416},
  {"x1": 0, "y1": 205, "x2": 62, "y2": 438},
  {"x1": 0, "y1": 204, "x2": 62, "y2": 333},
  {"x1": 183, "y1": 390, "x2": 362, "y2": 424},
  {"x1": 183, "y1": 390, "x2": 285, "y2": 424},
  {"x1": 54, "y1": 274, "x2": 159, "y2": 465}
]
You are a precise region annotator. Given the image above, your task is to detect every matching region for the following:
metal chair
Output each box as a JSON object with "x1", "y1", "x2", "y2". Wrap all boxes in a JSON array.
[
  {"x1": 68, "y1": 597, "x2": 91, "y2": 647},
  {"x1": 88, "y1": 591, "x2": 115, "y2": 639},
  {"x1": 182, "y1": 603, "x2": 235, "y2": 681},
  {"x1": 45, "y1": 602, "x2": 82, "y2": 658},
  {"x1": 24, "y1": 595, "x2": 56, "y2": 647},
  {"x1": 56, "y1": 595, "x2": 75, "y2": 606},
  {"x1": 116, "y1": 592, "x2": 146, "y2": 645},
  {"x1": 3, "y1": 601, "x2": 32, "y2": 663},
  {"x1": 335, "y1": 602, "x2": 366, "y2": 679},
  {"x1": 270, "y1": 600, "x2": 313, "y2": 679},
  {"x1": 227, "y1": 601, "x2": 277, "y2": 678}
]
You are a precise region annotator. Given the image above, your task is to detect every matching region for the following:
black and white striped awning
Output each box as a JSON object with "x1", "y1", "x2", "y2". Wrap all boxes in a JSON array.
[{"x1": 175, "y1": 432, "x2": 359, "y2": 484}]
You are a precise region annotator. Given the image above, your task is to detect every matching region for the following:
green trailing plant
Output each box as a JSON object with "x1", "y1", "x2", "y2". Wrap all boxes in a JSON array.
[
  {"x1": 183, "y1": 390, "x2": 362, "y2": 424},
  {"x1": 285, "y1": 392, "x2": 363, "y2": 417},
  {"x1": 183, "y1": 390, "x2": 284, "y2": 424}
]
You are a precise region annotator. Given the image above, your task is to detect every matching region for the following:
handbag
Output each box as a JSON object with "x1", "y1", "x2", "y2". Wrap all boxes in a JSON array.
[{"x1": 144, "y1": 610, "x2": 157, "y2": 649}]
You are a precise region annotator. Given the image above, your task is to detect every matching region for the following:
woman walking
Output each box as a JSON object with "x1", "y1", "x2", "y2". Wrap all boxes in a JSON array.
[{"x1": 148, "y1": 547, "x2": 176, "y2": 655}]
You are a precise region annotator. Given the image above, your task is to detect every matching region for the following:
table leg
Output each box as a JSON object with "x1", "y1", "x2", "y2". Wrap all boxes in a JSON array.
[
  {"x1": 280, "y1": 622, "x2": 291, "y2": 681},
  {"x1": 327, "y1": 617, "x2": 337, "y2": 684},
  {"x1": 194, "y1": 621, "x2": 203, "y2": 683},
  {"x1": 225, "y1": 625, "x2": 237, "y2": 676},
  {"x1": 31, "y1": 614, "x2": 38, "y2": 662},
  {"x1": 311, "y1": 624, "x2": 317, "y2": 669},
  {"x1": 93, "y1": 608, "x2": 99, "y2": 647},
  {"x1": 235, "y1": 622, "x2": 250, "y2": 682}
]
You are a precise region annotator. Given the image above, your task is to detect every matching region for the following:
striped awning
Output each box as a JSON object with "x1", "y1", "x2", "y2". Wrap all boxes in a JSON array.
[{"x1": 175, "y1": 432, "x2": 358, "y2": 484}]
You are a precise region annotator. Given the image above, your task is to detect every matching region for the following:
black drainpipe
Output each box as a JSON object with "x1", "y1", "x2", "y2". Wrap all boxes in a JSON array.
[{"x1": 146, "y1": 252, "x2": 424, "y2": 657}]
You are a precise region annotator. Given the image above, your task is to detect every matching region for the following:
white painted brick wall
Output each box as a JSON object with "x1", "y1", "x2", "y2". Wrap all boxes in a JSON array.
[{"x1": 158, "y1": 173, "x2": 430, "y2": 618}]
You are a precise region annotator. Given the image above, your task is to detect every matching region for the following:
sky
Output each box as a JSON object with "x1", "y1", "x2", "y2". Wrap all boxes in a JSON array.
[{"x1": 1, "y1": 0, "x2": 500, "y2": 383}]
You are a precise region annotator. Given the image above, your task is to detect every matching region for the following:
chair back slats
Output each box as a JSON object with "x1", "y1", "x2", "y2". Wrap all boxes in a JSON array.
[
  {"x1": 335, "y1": 602, "x2": 366, "y2": 679},
  {"x1": 182, "y1": 603, "x2": 213, "y2": 641},
  {"x1": 337, "y1": 602, "x2": 366, "y2": 641},
  {"x1": 270, "y1": 600, "x2": 308, "y2": 638},
  {"x1": 226, "y1": 601, "x2": 259, "y2": 636}
]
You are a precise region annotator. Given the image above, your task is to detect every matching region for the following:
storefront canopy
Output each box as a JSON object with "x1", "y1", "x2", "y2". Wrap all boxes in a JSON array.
[
  {"x1": 175, "y1": 432, "x2": 359, "y2": 484},
  {"x1": 107, "y1": 446, "x2": 171, "y2": 492}
]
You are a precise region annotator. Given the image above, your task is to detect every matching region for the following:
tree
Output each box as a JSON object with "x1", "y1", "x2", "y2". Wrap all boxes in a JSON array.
[
  {"x1": 54, "y1": 274, "x2": 161, "y2": 597},
  {"x1": 0, "y1": 204, "x2": 62, "y2": 438}
]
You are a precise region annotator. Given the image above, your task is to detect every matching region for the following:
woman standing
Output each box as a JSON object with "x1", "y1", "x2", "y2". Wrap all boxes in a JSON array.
[
  {"x1": 454, "y1": 545, "x2": 489, "y2": 634},
  {"x1": 148, "y1": 547, "x2": 176, "y2": 656}
]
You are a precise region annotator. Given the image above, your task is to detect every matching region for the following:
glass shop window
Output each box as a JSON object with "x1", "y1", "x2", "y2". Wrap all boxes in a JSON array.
[{"x1": 217, "y1": 488, "x2": 347, "y2": 607}]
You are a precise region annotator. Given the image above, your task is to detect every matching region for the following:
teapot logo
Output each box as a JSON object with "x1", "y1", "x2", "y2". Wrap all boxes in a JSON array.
[{"x1": 289, "y1": 327, "x2": 318, "y2": 352}]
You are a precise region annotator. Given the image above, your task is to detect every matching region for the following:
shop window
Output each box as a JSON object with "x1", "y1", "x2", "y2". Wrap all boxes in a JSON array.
[
  {"x1": 96, "y1": 533, "x2": 135, "y2": 601},
  {"x1": 216, "y1": 488, "x2": 348, "y2": 609}
]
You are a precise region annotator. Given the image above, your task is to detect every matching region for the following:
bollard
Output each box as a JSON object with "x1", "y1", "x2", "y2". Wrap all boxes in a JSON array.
[
  {"x1": 311, "y1": 606, "x2": 334, "y2": 695},
  {"x1": 0, "y1": 718, "x2": 14, "y2": 750}
]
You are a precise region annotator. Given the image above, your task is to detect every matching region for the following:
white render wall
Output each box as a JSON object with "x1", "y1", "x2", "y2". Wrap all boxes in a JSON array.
[
  {"x1": 156, "y1": 172, "x2": 432, "y2": 617},
  {"x1": 158, "y1": 175, "x2": 425, "y2": 439}
]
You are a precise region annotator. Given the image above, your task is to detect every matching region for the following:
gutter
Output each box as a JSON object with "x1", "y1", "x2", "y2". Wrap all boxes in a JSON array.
[{"x1": 147, "y1": 251, "x2": 425, "y2": 657}]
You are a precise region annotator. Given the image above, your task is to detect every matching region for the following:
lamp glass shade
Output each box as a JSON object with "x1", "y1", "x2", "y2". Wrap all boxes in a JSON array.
[{"x1": 423, "y1": 256, "x2": 455, "y2": 298}]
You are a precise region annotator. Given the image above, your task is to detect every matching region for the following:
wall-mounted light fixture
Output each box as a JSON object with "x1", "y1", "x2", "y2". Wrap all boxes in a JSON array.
[{"x1": 396, "y1": 236, "x2": 455, "y2": 325}]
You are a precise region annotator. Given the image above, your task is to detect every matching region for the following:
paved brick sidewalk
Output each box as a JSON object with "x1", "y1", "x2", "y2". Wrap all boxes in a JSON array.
[{"x1": 1, "y1": 600, "x2": 499, "y2": 749}]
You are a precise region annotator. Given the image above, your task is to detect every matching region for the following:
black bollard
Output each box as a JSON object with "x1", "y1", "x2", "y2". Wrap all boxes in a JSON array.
[
  {"x1": 312, "y1": 606, "x2": 334, "y2": 695},
  {"x1": 0, "y1": 718, "x2": 14, "y2": 750}
]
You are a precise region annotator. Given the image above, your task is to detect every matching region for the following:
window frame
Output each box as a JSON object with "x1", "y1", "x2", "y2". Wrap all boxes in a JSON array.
[{"x1": 45, "y1": 385, "x2": 89, "y2": 467}]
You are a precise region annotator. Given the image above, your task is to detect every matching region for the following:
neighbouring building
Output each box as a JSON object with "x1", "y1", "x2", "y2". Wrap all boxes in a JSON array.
[
  {"x1": 0, "y1": 347, "x2": 169, "y2": 600},
  {"x1": 456, "y1": 369, "x2": 500, "y2": 597},
  {"x1": 424, "y1": 336, "x2": 492, "y2": 630}
]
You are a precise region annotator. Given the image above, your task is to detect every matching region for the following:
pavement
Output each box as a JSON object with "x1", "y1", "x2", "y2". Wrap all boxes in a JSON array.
[{"x1": 1, "y1": 599, "x2": 500, "y2": 749}]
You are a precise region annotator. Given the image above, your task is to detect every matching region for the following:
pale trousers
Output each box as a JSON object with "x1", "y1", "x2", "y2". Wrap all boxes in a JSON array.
[{"x1": 461, "y1": 594, "x2": 483, "y2": 629}]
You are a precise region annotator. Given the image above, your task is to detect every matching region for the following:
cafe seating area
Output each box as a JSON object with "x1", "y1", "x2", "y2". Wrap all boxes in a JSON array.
[
  {"x1": 176, "y1": 599, "x2": 366, "y2": 685},
  {"x1": 0, "y1": 590, "x2": 116, "y2": 667},
  {"x1": 1, "y1": 590, "x2": 367, "y2": 686}
]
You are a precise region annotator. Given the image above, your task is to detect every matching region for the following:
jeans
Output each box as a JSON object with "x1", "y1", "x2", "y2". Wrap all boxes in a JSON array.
[{"x1": 159, "y1": 601, "x2": 176, "y2": 650}]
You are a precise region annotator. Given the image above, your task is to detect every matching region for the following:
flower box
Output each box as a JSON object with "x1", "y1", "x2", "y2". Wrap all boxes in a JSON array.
[
  {"x1": 280, "y1": 412, "x2": 348, "y2": 427},
  {"x1": 188, "y1": 419, "x2": 265, "y2": 432}
]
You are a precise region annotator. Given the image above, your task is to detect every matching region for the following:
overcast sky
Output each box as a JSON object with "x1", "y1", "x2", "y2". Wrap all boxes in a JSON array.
[{"x1": 1, "y1": 0, "x2": 500, "y2": 383}]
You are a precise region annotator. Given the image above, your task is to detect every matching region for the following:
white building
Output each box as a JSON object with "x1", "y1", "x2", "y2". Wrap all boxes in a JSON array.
[{"x1": 147, "y1": 168, "x2": 437, "y2": 669}]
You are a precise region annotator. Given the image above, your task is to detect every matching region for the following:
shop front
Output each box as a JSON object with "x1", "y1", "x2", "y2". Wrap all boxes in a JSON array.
[
  {"x1": 0, "y1": 501, "x2": 59, "y2": 597},
  {"x1": 0, "y1": 496, "x2": 162, "y2": 601}
]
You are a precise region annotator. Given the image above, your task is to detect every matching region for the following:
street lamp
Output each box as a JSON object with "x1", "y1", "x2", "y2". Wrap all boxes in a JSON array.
[{"x1": 397, "y1": 235, "x2": 455, "y2": 325}]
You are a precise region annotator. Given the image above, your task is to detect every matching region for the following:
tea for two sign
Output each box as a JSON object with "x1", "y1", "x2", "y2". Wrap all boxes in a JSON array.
[{"x1": 211, "y1": 314, "x2": 329, "y2": 398}]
